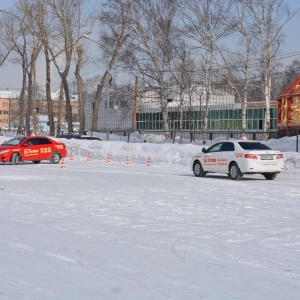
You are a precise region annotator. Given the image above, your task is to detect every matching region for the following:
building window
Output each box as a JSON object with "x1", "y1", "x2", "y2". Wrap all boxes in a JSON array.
[{"x1": 4, "y1": 111, "x2": 9, "y2": 115}]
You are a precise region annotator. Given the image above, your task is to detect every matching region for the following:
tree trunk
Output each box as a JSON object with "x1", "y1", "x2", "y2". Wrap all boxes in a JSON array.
[
  {"x1": 75, "y1": 44, "x2": 85, "y2": 135},
  {"x1": 91, "y1": 71, "x2": 108, "y2": 131},
  {"x1": 179, "y1": 90, "x2": 184, "y2": 144},
  {"x1": 203, "y1": 89, "x2": 210, "y2": 143},
  {"x1": 45, "y1": 46, "x2": 55, "y2": 136},
  {"x1": 56, "y1": 83, "x2": 64, "y2": 137},
  {"x1": 61, "y1": 76, "x2": 73, "y2": 133},
  {"x1": 161, "y1": 103, "x2": 170, "y2": 140},
  {"x1": 18, "y1": 57, "x2": 27, "y2": 135},
  {"x1": 264, "y1": 70, "x2": 271, "y2": 140},
  {"x1": 26, "y1": 63, "x2": 34, "y2": 136}
]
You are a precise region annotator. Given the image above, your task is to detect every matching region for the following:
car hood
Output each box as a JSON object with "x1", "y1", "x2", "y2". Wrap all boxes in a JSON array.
[{"x1": 0, "y1": 145, "x2": 14, "y2": 150}]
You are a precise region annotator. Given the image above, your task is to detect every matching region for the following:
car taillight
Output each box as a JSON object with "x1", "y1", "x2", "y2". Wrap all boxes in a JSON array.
[
  {"x1": 276, "y1": 154, "x2": 283, "y2": 159},
  {"x1": 244, "y1": 154, "x2": 258, "y2": 159}
]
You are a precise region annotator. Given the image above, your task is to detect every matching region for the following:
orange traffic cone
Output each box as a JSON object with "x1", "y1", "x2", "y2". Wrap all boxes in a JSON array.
[
  {"x1": 107, "y1": 154, "x2": 111, "y2": 163},
  {"x1": 126, "y1": 155, "x2": 130, "y2": 165},
  {"x1": 61, "y1": 158, "x2": 65, "y2": 168},
  {"x1": 70, "y1": 152, "x2": 74, "y2": 161},
  {"x1": 87, "y1": 152, "x2": 91, "y2": 162},
  {"x1": 147, "y1": 156, "x2": 151, "y2": 167}
]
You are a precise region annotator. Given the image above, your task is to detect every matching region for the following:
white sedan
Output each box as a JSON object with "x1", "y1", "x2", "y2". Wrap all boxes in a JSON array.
[{"x1": 191, "y1": 140, "x2": 284, "y2": 180}]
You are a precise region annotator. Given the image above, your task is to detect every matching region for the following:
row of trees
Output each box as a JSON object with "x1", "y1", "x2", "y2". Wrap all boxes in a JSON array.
[{"x1": 0, "y1": 0, "x2": 298, "y2": 140}]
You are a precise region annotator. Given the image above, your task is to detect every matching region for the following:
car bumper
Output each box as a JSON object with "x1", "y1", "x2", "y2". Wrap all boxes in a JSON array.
[
  {"x1": 240, "y1": 160, "x2": 285, "y2": 173},
  {"x1": 0, "y1": 152, "x2": 11, "y2": 163}
]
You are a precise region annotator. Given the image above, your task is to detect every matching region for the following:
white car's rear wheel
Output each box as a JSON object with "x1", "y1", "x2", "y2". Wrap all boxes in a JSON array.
[
  {"x1": 263, "y1": 173, "x2": 277, "y2": 180},
  {"x1": 229, "y1": 163, "x2": 243, "y2": 180}
]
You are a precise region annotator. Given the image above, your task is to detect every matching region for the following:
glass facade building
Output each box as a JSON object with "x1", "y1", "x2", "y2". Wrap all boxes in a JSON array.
[{"x1": 136, "y1": 104, "x2": 278, "y2": 131}]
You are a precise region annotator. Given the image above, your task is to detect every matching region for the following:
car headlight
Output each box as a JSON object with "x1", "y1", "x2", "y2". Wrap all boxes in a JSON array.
[{"x1": 0, "y1": 149, "x2": 10, "y2": 154}]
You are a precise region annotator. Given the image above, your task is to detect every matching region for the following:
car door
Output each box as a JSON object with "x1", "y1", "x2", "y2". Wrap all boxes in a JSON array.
[
  {"x1": 21, "y1": 138, "x2": 40, "y2": 161},
  {"x1": 214, "y1": 142, "x2": 235, "y2": 173},
  {"x1": 202, "y1": 142, "x2": 222, "y2": 172},
  {"x1": 36, "y1": 138, "x2": 53, "y2": 160}
]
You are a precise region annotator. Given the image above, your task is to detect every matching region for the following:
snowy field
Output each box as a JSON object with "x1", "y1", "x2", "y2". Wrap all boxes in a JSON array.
[{"x1": 0, "y1": 133, "x2": 300, "y2": 299}]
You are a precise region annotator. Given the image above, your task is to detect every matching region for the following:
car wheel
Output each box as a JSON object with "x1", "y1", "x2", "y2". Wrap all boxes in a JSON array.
[
  {"x1": 11, "y1": 153, "x2": 20, "y2": 165},
  {"x1": 50, "y1": 152, "x2": 61, "y2": 164},
  {"x1": 263, "y1": 173, "x2": 277, "y2": 180},
  {"x1": 193, "y1": 161, "x2": 206, "y2": 177},
  {"x1": 229, "y1": 163, "x2": 243, "y2": 180},
  {"x1": 32, "y1": 160, "x2": 41, "y2": 164}
]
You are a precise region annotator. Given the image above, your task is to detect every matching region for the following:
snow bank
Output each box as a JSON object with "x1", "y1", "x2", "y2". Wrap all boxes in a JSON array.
[{"x1": 1, "y1": 133, "x2": 300, "y2": 172}]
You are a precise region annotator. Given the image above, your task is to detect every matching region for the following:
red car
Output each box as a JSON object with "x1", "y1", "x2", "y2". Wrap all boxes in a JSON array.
[{"x1": 0, "y1": 136, "x2": 67, "y2": 165}]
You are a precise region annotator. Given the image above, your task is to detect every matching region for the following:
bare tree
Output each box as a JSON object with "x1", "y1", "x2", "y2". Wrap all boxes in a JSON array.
[
  {"x1": 275, "y1": 59, "x2": 300, "y2": 97},
  {"x1": 89, "y1": 0, "x2": 134, "y2": 132},
  {"x1": 46, "y1": 0, "x2": 81, "y2": 133},
  {"x1": 169, "y1": 41, "x2": 196, "y2": 143},
  {"x1": 73, "y1": 0, "x2": 94, "y2": 135},
  {"x1": 3, "y1": 2, "x2": 43, "y2": 135},
  {"x1": 179, "y1": 0, "x2": 233, "y2": 142},
  {"x1": 214, "y1": 0, "x2": 255, "y2": 131},
  {"x1": 24, "y1": 0, "x2": 57, "y2": 136},
  {"x1": 245, "y1": 0, "x2": 295, "y2": 138},
  {"x1": 0, "y1": 11, "x2": 14, "y2": 68},
  {"x1": 14, "y1": 0, "x2": 44, "y2": 135},
  {"x1": 124, "y1": 0, "x2": 177, "y2": 139}
]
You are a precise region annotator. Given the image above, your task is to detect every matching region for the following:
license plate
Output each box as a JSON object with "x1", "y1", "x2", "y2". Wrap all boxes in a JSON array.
[{"x1": 260, "y1": 154, "x2": 273, "y2": 160}]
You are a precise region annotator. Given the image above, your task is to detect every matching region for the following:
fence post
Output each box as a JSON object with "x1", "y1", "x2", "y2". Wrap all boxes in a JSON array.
[
  {"x1": 173, "y1": 129, "x2": 176, "y2": 144},
  {"x1": 253, "y1": 132, "x2": 256, "y2": 140},
  {"x1": 127, "y1": 130, "x2": 130, "y2": 143}
]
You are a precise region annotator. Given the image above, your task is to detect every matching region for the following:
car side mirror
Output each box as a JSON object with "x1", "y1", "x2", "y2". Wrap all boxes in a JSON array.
[
  {"x1": 22, "y1": 143, "x2": 28, "y2": 147},
  {"x1": 202, "y1": 147, "x2": 207, "y2": 153}
]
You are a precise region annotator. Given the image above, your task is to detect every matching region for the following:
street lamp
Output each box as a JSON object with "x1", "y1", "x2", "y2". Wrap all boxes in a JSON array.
[{"x1": 82, "y1": 34, "x2": 111, "y2": 140}]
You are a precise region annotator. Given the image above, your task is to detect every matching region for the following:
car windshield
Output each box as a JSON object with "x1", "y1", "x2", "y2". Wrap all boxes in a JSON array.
[
  {"x1": 238, "y1": 142, "x2": 271, "y2": 150},
  {"x1": 2, "y1": 137, "x2": 27, "y2": 146}
]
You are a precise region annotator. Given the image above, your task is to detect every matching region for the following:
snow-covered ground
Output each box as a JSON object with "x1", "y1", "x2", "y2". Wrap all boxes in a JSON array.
[{"x1": 0, "y1": 133, "x2": 300, "y2": 299}]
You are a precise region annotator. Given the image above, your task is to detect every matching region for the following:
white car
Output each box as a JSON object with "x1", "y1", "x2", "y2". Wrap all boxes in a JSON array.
[{"x1": 191, "y1": 140, "x2": 284, "y2": 180}]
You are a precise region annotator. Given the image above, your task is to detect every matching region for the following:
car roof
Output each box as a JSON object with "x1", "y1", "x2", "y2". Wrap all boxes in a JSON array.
[{"x1": 210, "y1": 139, "x2": 259, "y2": 144}]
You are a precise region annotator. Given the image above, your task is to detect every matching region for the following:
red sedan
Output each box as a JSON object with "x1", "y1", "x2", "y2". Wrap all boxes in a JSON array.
[{"x1": 0, "y1": 136, "x2": 67, "y2": 165}]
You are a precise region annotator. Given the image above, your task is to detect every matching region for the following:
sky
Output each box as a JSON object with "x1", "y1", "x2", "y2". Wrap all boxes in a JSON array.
[
  {"x1": 0, "y1": 0, "x2": 300, "y2": 93},
  {"x1": 0, "y1": 132, "x2": 300, "y2": 299}
]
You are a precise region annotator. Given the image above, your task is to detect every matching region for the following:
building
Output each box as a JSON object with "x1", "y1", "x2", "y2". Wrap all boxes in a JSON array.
[
  {"x1": 135, "y1": 86, "x2": 278, "y2": 131},
  {"x1": 0, "y1": 90, "x2": 79, "y2": 133},
  {"x1": 0, "y1": 97, "x2": 10, "y2": 129}
]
